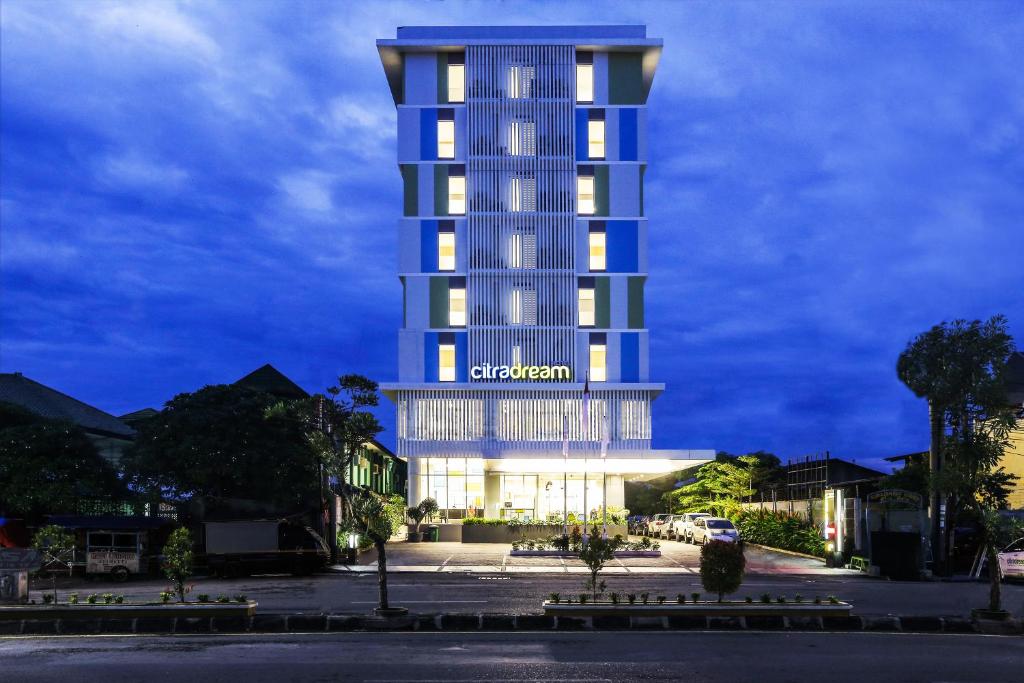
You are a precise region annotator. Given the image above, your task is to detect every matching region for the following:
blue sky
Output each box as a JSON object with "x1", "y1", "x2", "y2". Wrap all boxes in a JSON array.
[{"x1": 2, "y1": 1, "x2": 1022, "y2": 472}]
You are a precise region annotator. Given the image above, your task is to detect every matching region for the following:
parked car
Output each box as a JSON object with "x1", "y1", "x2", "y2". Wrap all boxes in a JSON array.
[
  {"x1": 997, "y1": 537, "x2": 1024, "y2": 581},
  {"x1": 627, "y1": 515, "x2": 648, "y2": 536},
  {"x1": 671, "y1": 512, "x2": 712, "y2": 543},
  {"x1": 692, "y1": 517, "x2": 740, "y2": 545},
  {"x1": 646, "y1": 514, "x2": 672, "y2": 538}
]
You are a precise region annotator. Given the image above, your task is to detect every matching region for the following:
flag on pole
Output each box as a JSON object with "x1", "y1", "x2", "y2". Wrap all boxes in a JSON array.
[
  {"x1": 581, "y1": 372, "x2": 590, "y2": 438},
  {"x1": 562, "y1": 412, "x2": 569, "y2": 459},
  {"x1": 600, "y1": 409, "x2": 610, "y2": 458}
]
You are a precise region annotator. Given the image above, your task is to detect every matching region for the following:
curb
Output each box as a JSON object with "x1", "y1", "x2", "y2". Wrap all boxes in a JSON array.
[
  {"x1": 744, "y1": 543, "x2": 826, "y2": 562},
  {"x1": 0, "y1": 612, "x2": 1019, "y2": 636}
]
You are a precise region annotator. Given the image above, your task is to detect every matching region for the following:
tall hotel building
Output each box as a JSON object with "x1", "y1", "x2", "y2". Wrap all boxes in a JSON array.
[{"x1": 378, "y1": 26, "x2": 712, "y2": 523}]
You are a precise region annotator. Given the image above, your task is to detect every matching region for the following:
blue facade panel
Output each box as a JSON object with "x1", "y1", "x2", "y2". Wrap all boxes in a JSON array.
[
  {"x1": 423, "y1": 331, "x2": 439, "y2": 383},
  {"x1": 455, "y1": 332, "x2": 468, "y2": 382},
  {"x1": 420, "y1": 220, "x2": 438, "y2": 272},
  {"x1": 575, "y1": 108, "x2": 589, "y2": 161},
  {"x1": 619, "y1": 108, "x2": 638, "y2": 161},
  {"x1": 607, "y1": 220, "x2": 638, "y2": 272},
  {"x1": 621, "y1": 332, "x2": 640, "y2": 382},
  {"x1": 420, "y1": 108, "x2": 437, "y2": 160}
]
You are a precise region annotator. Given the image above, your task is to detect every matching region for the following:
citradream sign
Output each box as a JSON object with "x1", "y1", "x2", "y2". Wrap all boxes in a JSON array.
[{"x1": 470, "y1": 363, "x2": 572, "y2": 381}]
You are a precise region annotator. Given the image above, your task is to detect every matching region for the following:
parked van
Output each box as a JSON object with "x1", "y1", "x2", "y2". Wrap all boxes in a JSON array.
[{"x1": 202, "y1": 520, "x2": 329, "y2": 578}]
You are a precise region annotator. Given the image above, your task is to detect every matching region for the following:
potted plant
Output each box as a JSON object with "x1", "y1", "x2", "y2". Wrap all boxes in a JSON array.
[
  {"x1": 418, "y1": 498, "x2": 440, "y2": 542},
  {"x1": 406, "y1": 506, "x2": 426, "y2": 542}
]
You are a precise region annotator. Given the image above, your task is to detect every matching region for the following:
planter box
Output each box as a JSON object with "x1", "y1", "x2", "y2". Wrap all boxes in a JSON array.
[
  {"x1": 462, "y1": 524, "x2": 628, "y2": 544},
  {"x1": 510, "y1": 550, "x2": 660, "y2": 558},
  {"x1": 0, "y1": 601, "x2": 257, "y2": 622},
  {"x1": 542, "y1": 600, "x2": 853, "y2": 618}
]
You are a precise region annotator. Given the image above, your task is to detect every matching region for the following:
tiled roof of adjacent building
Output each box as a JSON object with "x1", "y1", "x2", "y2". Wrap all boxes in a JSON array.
[
  {"x1": 233, "y1": 364, "x2": 309, "y2": 400},
  {"x1": 0, "y1": 373, "x2": 134, "y2": 438}
]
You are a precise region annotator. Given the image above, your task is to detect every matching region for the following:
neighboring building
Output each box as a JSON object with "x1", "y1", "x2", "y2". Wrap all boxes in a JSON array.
[
  {"x1": 0, "y1": 372, "x2": 134, "y2": 466},
  {"x1": 1002, "y1": 351, "x2": 1024, "y2": 510},
  {"x1": 377, "y1": 25, "x2": 712, "y2": 522},
  {"x1": 233, "y1": 363, "x2": 310, "y2": 400}
]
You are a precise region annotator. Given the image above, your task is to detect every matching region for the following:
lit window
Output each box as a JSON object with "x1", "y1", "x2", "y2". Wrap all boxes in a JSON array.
[
  {"x1": 511, "y1": 344, "x2": 522, "y2": 367},
  {"x1": 509, "y1": 177, "x2": 521, "y2": 212},
  {"x1": 588, "y1": 120, "x2": 605, "y2": 159},
  {"x1": 439, "y1": 344, "x2": 456, "y2": 382},
  {"x1": 509, "y1": 120, "x2": 536, "y2": 156},
  {"x1": 438, "y1": 230, "x2": 455, "y2": 271},
  {"x1": 509, "y1": 176, "x2": 536, "y2": 212},
  {"x1": 438, "y1": 119, "x2": 455, "y2": 159},
  {"x1": 588, "y1": 231, "x2": 606, "y2": 271},
  {"x1": 577, "y1": 63, "x2": 594, "y2": 103},
  {"x1": 509, "y1": 233, "x2": 521, "y2": 268},
  {"x1": 448, "y1": 287, "x2": 466, "y2": 327},
  {"x1": 448, "y1": 63, "x2": 465, "y2": 103},
  {"x1": 448, "y1": 175, "x2": 465, "y2": 215},
  {"x1": 589, "y1": 343, "x2": 607, "y2": 382},
  {"x1": 508, "y1": 65, "x2": 534, "y2": 99},
  {"x1": 578, "y1": 287, "x2": 595, "y2": 327},
  {"x1": 510, "y1": 288, "x2": 522, "y2": 325},
  {"x1": 577, "y1": 175, "x2": 595, "y2": 215}
]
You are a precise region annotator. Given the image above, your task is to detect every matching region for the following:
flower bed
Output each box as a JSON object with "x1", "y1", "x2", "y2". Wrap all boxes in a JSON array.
[
  {"x1": 542, "y1": 599, "x2": 853, "y2": 618},
  {"x1": 0, "y1": 600, "x2": 257, "y2": 621}
]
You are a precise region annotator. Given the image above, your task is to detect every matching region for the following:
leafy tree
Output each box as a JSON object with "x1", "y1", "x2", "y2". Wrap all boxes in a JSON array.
[
  {"x1": 348, "y1": 491, "x2": 404, "y2": 612},
  {"x1": 700, "y1": 540, "x2": 746, "y2": 602},
  {"x1": 122, "y1": 385, "x2": 319, "y2": 506},
  {"x1": 579, "y1": 527, "x2": 615, "y2": 602},
  {"x1": 162, "y1": 527, "x2": 194, "y2": 603},
  {"x1": 670, "y1": 455, "x2": 761, "y2": 518},
  {"x1": 0, "y1": 405, "x2": 125, "y2": 518},
  {"x1": 881, "y1": 459, "x2": 930, "y2": 498},
  {"x1": 897, "y1": 315, "x2": 1018, "y2": 584},
  {"x1": 31, "y1": 524, "x2": 75, "y2": 603}
]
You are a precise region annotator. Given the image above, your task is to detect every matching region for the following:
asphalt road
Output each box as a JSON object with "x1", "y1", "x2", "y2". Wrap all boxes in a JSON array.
[{"x1": 2, "y1": 631, "x2": 1021, "y2": 682}]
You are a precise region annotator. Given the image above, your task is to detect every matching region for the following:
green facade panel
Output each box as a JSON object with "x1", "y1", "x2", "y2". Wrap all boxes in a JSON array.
[
  {"x1": 436, "y1": 54, "x2": 447, "y2": 103},
  {"x1": 595, "y1": 165, "x2": 609, "y2": 217},
  {"x1": 401, "y1": 164, "x2": 417, "y2": 216},
  {"x1": 434, "y1": 165, "x2": 448, "y2": 216},
  {"x1": 628, "y1": 276, "x2": 645, "y2": 329},
  {"x1": 429, "y1": 276, "x2": 449, "y2": 328},
  {"x1": 595, "y1": 277, "x2": 611, "y2": 329},
  {"x1": 608, "y1": 53, "x2": 644, "y2": 105}
]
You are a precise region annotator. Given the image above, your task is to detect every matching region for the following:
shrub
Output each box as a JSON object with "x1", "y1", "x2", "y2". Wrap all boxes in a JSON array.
[
  {"x1": 115, "y1": 595, "x2": 124, "y2": 604},
  {"x1": 700, "y1": 540, "x2": 746, "y2": 602},
  {"x1": 159, "y1": 592, "x2": 171, "y2": 604},
  {"x1": 578, "y1": 594, "x2": 589, "y2": 604},
  {"x1": 68, "y1": 593, "x2": 79, "y2": 605},
  {"x1": 549, "y1": 593, "x2": 560, "y2": 603},
  {"x1": 745, "y1": 596, "x2": 753, "y2": 603},
  {"x1": 42, "y1": 594, "x2": 53, "y2": 604},
  {"x1": 102, "y1": 593, "x2": 114, "y2": 605},
  {"x1": 733, "y1": 509, "x2": 825, "y2": 557},
  {"x1": 579, "y1": 530, "x2": 615, "y2": 602},
  {"x1": 827, "y1": 595, "x2": 840, "y2": 605},
  {"x1": 197, "y1": 594, "x2": 210, "y2": 603},
  {"x1": 813, "y1": 596, "x2": 822, "y2": 605},
  {"x1": 656, "y1": 596, "x2": 666, "y2": 604},
  {"x1": 640, "y1": 592, "x2": 649, "y2": 605},
  {"x1": 676, "y1": 594, "x2": 685, "y2": 604},
  {"x1": 794, "y1": 594, "x2": 804, "y2": 603},
  {"x1": 87, "y1": 594, "x2": 98, "y2": 605},
  {"x1": 610, "y1": 593, "x2": 620, "y2": 605},
  {"x1": 691, "y1": 592, "x2": 700, "y2": 604},
  {"x1": 216, "y1": 595, "x2": 230, "y2": 604},
  {"x1": 760, "y1": 593, "x2": 771, "y2": 604},
  {"x1": 776, "y1": 596, "x2": 786, "y2": 604},
  {"x1": 627, "y1": 593, "x2": 636, "y2": 604},
  {"x1": 234, "y1": 594, "x2": 247, "y2": 603}
]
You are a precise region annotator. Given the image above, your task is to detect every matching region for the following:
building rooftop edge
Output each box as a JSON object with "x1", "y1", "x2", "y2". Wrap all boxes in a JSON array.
[{"x1": 394, "y1": 25, "x2": 650, "y2": 40}]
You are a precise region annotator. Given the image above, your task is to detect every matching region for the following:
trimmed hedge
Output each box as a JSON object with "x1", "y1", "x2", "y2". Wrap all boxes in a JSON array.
[{"x1": 734, "y1": 510, "x2": 825, "y2": 557}]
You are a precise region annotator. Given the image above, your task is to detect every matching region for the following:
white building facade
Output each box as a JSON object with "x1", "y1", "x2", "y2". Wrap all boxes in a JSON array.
[{"x1": 378, "y1": 25, "x2": 712, "y2": 522}]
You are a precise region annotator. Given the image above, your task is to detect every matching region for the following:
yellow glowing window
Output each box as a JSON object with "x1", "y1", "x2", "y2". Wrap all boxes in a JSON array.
[
  {"x1": 447, "y1": 64, "x2": 465, "y2": 103},
  {"x1": 448, "y1": 175, "x2": 465, "y2": 215},
  {"x1": 577, "y1": 64, "x2": 594, "y2": 103},
  {"x1": 577, "y1": 176, "x2": 595, "y2": 215},
  {"x1": 578, "y1": 288, "x2": 595, "y2": 327},
  {"x1": 438, "y1": 120, "x2": 455, "y2": 159},
  {"x1": 439, "y1": 344, "x2": 456, "y2": 382},
  {"x1": 588, "y1": 232, "x2": 606, "y2": 271},
  {"x1": 448, "y1": 287, "x2": 466, "y2": 327},
  {"x1": 588, "y1": 120, "x2": 605, "y2": 159},
  {"x1": 589, "y1": 344, "x2": 607, "y2": 382},
  {"x1": 438, "y1": 232, "x2": 455, "y2": 271}
]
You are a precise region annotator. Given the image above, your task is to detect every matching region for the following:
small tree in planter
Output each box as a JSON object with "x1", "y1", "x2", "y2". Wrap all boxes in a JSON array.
[
  {"x1": 162, "y1": 527, "x2": 194, "y2": 603},
  {"x1": 700, "y1": 540, "x2": 746, "y2": 603},
  {"x1": 418, "y1": 497, "x2": 439, "y2": 540},
  {"x1": 406, "y1": 506, "x2": 426, "y2": 542},
  {"x1": 579, "y1": 526, "x2": 615, "y2": 602},
  {"x1": 31, "y1": 525, "x2": 75, "y2": 605}
]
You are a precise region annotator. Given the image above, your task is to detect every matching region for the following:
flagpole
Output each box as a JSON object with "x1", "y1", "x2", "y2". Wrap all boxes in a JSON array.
[
  {"x1": 562, "y1": 412, "x2": 568, "y2": 539},
  {"x1": 581, "y1": 373, "x2": 591, "y2": 544},
  {"x1": 601, "y1": 408, "x2": 609, "y2": 539}
]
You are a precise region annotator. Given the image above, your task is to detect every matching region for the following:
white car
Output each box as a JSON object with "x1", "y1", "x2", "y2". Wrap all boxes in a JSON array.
[
  {"x1": 646, "y1": 514, "x2": 672, "y2": 538},
  {"x1": 997, "y1": 538, "x2": 1024, "y2": 580},
  {"x1": 670, "y1": 513, "x2": 712, "y2": 543},
  {"x1": 692, "y1": 517, "x2": 740, "y2": 545}
]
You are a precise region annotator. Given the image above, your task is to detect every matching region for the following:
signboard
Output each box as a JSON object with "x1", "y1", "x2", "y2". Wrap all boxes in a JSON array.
[
  {"x1": 0, "y1": 549, "x2": 42, "y2": 571},
  {"x1": 867, "y1": 489, "x2": 923, "y2": 511},
  {"x1": 86, "y1": 550, "x2": 140, "y2": 574},
  {"x1": 470, "y1": 363, "x2": 572, "y2": 381}
]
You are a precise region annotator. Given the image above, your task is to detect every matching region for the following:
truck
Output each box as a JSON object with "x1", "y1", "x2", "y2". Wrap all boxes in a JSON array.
[{"x1": 202, "y1": 520, "x2": 329, "y2": 578}]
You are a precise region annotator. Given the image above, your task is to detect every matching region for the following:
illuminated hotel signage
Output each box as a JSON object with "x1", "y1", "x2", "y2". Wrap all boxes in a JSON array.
[{"x1": 470, "y1": 364, "x2": 572, "y2": 381}]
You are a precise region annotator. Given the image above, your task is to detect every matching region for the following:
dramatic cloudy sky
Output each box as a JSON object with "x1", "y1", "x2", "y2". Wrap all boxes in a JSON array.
[{"x1": 2, "y1": 1, "x2": 1022, "y2": 471}]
